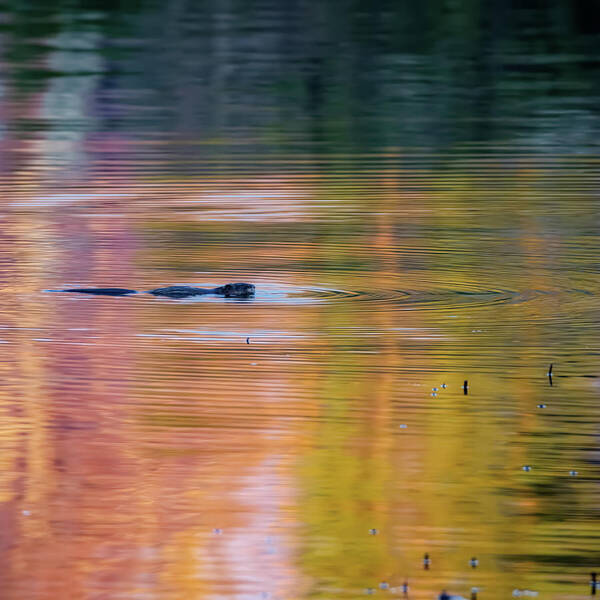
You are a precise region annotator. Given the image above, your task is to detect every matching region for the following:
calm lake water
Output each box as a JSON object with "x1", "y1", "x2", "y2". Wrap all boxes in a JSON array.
[{"x1": 1, "y1": 2, "x2": 599, "y2": 599}]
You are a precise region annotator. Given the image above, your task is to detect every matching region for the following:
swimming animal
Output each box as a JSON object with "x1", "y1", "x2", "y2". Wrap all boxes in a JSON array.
[{"x1": 56, "y1": 283, "x2": 255, "y2": 299}]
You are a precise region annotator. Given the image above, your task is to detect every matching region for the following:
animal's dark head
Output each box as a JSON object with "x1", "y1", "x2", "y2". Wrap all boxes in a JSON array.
[{"x1": 214, "y1": 283, "x2": 255, "y2": 298}]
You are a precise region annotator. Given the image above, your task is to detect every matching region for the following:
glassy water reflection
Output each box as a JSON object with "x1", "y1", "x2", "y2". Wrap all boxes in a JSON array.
[{"x1": 0, "y1": 2, "x2": 599, "y2": 600}]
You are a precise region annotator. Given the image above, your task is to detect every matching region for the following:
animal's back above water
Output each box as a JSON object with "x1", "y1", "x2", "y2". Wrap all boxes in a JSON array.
[
  {"x1": 57, "y1": 283, "x2": 255, "y2": 299},
  {"x1": 148, "y1": 284, "x2": 254, "y2": 298}
]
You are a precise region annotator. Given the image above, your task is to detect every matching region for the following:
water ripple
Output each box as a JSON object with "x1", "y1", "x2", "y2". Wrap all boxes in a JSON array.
[{"x1": 252, "y1": 282, "x2": 581, "y2": 312}]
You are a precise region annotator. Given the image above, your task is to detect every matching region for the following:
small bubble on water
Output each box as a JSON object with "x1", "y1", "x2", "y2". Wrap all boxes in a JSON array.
[
  {"x1": 379, "y1": 582, "x2": 390, "y2": 590},
  {"x1": 431, "y1": 392, "x2": 437, "y2": 397},
  {"x1": 399, "y1": 424, "x2": 408, "y2": 429},
  {"x1": 22, "y1": 510, "x2": 31, "y2": 516},
  {"x1": 537, "y1": 404, "x2": 547, "y2": 408},
  {"x1": 212, "y1": 528, "x2": 223, "y2": 535},
  {"x1": 569, "y1": 470, "x2": 578, "y2": 476},
  {"x1": 522, "y1": 465, "x2": 532, "y2": 472},
  {"x1": 368, "y1": 528, "x2": 378, "y2": 535},
  {"x1": 432, "y1": 387, "x2": 438, "y2": 392},
  {"x1": 441, "y1": 383, "x2": 447, "y2": 389}
]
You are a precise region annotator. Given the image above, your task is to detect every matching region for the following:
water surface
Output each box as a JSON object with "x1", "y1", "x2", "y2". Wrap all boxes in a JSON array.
[{"x1": 0, "y1": 3, "x2": 599, "y2": 599}]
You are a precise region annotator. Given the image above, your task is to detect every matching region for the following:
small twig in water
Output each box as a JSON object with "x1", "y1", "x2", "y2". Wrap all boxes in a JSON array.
[{"x1": 246, "y1": 337, "x2": 250, "y2": 344}]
